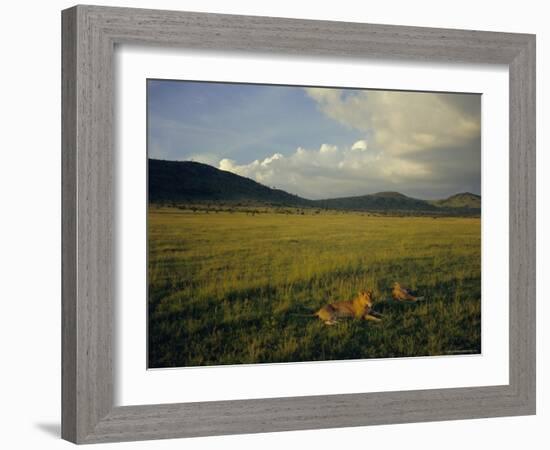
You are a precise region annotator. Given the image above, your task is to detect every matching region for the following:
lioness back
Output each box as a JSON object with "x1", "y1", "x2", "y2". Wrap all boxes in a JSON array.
[{"x1": 329, "y1": 300, "x2": 359, "y2": 318}]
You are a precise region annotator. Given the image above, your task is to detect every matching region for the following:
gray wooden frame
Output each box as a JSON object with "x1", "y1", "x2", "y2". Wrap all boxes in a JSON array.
[{"x1": 62, "y1": 4, "x2": 536, "y2": 444}]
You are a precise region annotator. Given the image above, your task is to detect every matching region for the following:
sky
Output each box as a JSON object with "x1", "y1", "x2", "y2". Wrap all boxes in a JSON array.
[{"x1": 147, "y1": 79, "x2": 481, "y2": 200}]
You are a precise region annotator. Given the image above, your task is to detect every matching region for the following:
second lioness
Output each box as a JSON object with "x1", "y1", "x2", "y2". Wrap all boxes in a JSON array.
[{"x1": 315, "y1": 290, "x2": 381, "y2": 325}]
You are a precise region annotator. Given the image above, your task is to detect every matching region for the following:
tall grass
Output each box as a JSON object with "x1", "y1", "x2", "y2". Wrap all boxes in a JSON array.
[{"x1": 148, "y1": 207, "x2": 481, "y2": 367}]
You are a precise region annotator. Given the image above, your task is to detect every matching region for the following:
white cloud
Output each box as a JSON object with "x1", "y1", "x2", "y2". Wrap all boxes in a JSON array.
[
  {"x1": 218, "y1": 140, "x2": 431, "y2": 199},
  {"x1": 351, "y1": 139, "x2": 368, "y2": 151},
  {"x1": 209, "y1": 90, "x2": 480, "y2": 200},
  {"x1": 305, "y1": 88, "x2": 480, "y2": 156}
]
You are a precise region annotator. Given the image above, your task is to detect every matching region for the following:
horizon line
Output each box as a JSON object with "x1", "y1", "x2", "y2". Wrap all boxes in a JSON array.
[{"x1": 148, "y1": 157, "x2": 482, "y2": 202}]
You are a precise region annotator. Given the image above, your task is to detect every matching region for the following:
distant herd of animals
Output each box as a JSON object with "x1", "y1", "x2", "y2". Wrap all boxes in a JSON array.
[{"x1": 314, "y1": 282, "x2": 425, "y2": 326}]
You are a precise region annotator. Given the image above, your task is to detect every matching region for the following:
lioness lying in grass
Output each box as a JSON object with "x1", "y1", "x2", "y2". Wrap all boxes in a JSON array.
[
  {"x1": 315, "y1": 290, "x2": 382, "y2": 325},
  {"x1": 392, "y1": 282, "x2": 425, "y2": 302}
]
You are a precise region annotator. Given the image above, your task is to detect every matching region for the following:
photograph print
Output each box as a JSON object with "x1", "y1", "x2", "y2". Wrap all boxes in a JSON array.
[{"x1": 147, "y1": 79, "x2": 481, "y2": 368}]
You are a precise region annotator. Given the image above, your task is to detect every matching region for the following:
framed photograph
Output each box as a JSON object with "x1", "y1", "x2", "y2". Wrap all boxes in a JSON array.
[{"x1": 62, "y1": 5, "x2": 536, "y2": 444}]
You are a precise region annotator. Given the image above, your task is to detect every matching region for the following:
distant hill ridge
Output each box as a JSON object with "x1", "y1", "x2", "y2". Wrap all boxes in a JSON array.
[
  {"x1": 149, "y1": 159, "x2": 308, "y2": 206},
  {"x1": 315, "y1": 191, "x2": 439, "y2": 212},
  {"x1": 430, "y1": 192, "x2": 481, "y2": 209},
  {"x1": 148, "y1": 159, "x2": 480, "y2": 213}
]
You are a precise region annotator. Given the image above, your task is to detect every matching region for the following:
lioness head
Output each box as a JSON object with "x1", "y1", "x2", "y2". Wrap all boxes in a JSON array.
[{"x1": 357, "y1": 290, "x2": 374, "y2": 308}]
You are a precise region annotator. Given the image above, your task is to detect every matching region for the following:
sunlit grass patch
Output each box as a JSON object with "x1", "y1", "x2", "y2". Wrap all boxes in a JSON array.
[{"x1": 148, "y1": 207, "x2": 481, "y2": 368}]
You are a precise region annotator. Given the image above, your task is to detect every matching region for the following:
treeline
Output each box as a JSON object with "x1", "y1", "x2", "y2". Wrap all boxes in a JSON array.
[{"x1": 149, "y1": 202, "x2": 480, "y2": 218}]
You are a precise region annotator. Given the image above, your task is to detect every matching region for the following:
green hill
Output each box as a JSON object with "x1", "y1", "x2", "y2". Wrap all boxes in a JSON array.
[
  {"x1": 148, "y1": 159, "x2": 310, "y2": 206},
  {"x1": 148, "y1": 159, "x2": 480, "y2": 215},
  {"x1": 431, "y1": 192, "x2": 481, "y2": 209},
  {"x1": 313, "y1": 191, "x2": 438, "y2": 212}
]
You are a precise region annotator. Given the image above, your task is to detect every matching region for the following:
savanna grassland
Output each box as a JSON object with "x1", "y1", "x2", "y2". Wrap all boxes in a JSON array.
[{"x1": 148, "y1": 206, "x2": 481, "y2": 368}]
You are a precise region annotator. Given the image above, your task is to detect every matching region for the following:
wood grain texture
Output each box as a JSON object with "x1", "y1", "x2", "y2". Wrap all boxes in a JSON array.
[
  {"x1": 61, "y1": 7, "x2": 77, "y2": 443},
  {"x1": 61, "y1": 4, "x2": 536, "y2": 444},
  {"x1": 508, "y1": 36, "x2": 536, "y2": 408},
  {"x1": 62, "y1": 5, "x2": 114, "y2": 442}
]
